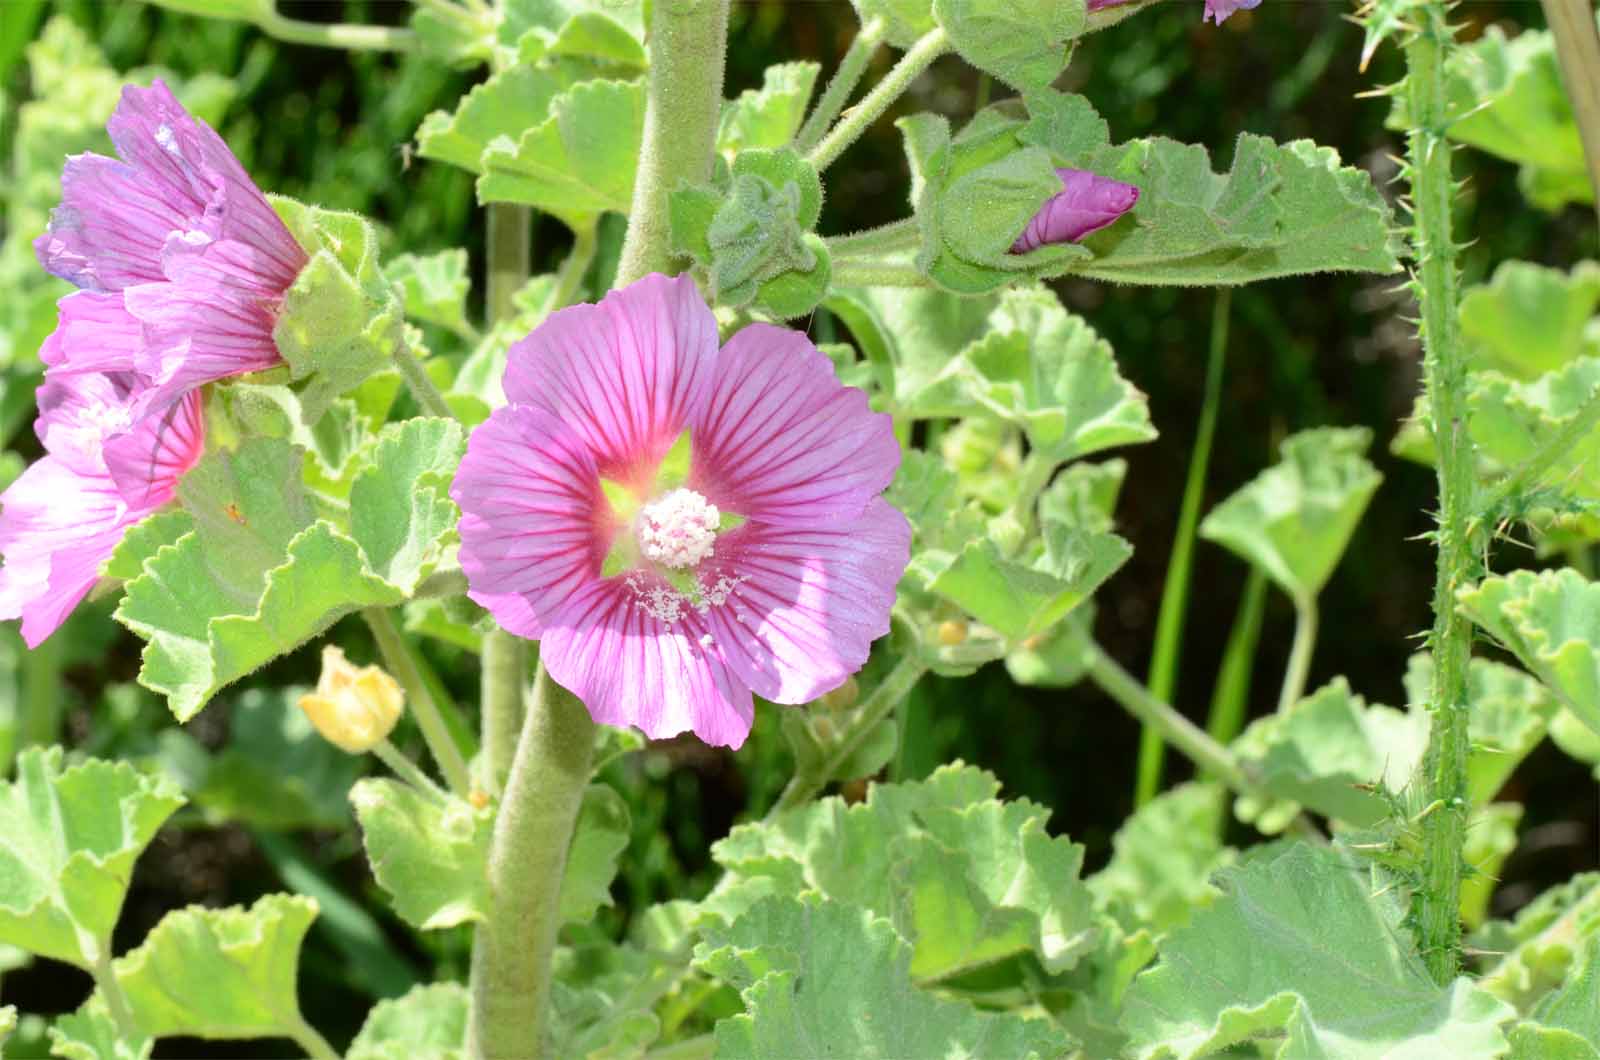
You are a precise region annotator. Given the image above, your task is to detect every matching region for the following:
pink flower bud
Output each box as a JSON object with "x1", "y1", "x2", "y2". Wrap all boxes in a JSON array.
[{"x1": 1011, "y1": 168, "x2": 1139, "y2": 253}]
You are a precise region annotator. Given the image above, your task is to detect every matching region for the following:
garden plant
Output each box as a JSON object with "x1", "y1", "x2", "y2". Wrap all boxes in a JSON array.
[{"x1": 1, "y1": 0, "x2": 1599, "y2": 1057}]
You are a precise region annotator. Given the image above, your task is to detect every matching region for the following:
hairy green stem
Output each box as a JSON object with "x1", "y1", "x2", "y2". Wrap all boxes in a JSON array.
[
  {"x1": 615, "y1": 0, "x2": 731, "y2": 285},
  {"x1": 826, "y1": 217, "x2": 920, "y2": 258},
  {"x1": 795, "y1": 16, "x2": 887, "y2": 154},
  {"x1": 486, "y1": 203, "x2": 532, "y2": 324},
  {"x1": 1204, "y1": 566, "x2": 1268, "y2": 750},
  {"x1": 479, "y1": 632, "x2": 526, "y2": 797},
  {"x1": 375, "y1": 739, "x2": 450, "y2": 803},
  {"x1": 468, "y1": 665, "x2": 596, "y2": 1058},
  {"x1": 1136, "y1": 289, "x2": 1231, "y2": 806},
  {"x1": 1541, "y1": 0, "x2": 1600, "y2": 229},
  {"x1": 770, "y1": 655, "x2": 929, "y2": 816},
  {"x1": 393, "y1": 335, "x2": 456, "y2": 420},
  {"x1": 807, "y1": 26, "x2": 948, "y2": 173},
  {"x1": 1405, "y1": 8, "x2": 1476, "y2": 985},
  {"x1": 363, "y1": 609, "x2": 472, "y2": 798},
  {"x1": 256, "y1": 7, "x2": 414, "y2": 51},
  {"x1": 91, "y1": 947, "x2": 137, "y2": 1045},
  {"x1": 830, "y1": 261, "x2": 930, "y2": 288},
  {"x1": 1276, "y1": 595, "x2": 1318, "y2": 715}
]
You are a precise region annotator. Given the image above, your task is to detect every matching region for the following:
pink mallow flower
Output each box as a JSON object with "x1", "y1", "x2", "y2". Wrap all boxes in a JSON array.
[
  {"x1": 1012, "y1": 168, "x2": 1140, "y2": 253},
  {"x1": 0, "y1": 372, "x2": 203, "y2": 647},
  {"x1": 452, "y1": 274, "x2": 911, "y2": 749},
  {"x1": 33, "y1": 79, "x2": 306, "y2": 408}
]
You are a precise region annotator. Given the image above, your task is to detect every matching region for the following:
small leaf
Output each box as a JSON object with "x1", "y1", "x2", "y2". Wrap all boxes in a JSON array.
[
  {"x1": 499, "y1": 0, "x2": 646, "y2": 62},
  {"x1": 1472, "y1": 872, "x2": 1600, "y2": 1013},
  {"x1": 1467, "y1": 357, "x2": 1600, "y2": 503},
  {"x1": 348, "y1": 418, "x2": 467, "y2": 595},
  {"x1": 1038, "y1": 457, "x2": 1127, "y2": 534},
  {"x1": 385, "y1": 250, "x2": 475, "y2": 339},
  {"x1": 933, "y1": 0, "x2": 1085, "y2": 92},
  {"x1": 0, "y1": 748, "x2": 184, "y2": 968},
  {"x1": 1460, "y1": 261, "x2": 1600, "y2": 379},
  {"x1": 559, "y1": 784, "x2": 630, "y2": 925},
  {"x1": 1123, "y1": 842, "x2": 1516, "y2": 1059},
  {"x1": 348, "y1": 983, "x2": 468, "y2": 1060},
  {"x1": 1005, "y1": 603, "x2": 1096, "y2": 687},
  {"x1": 851, "y1": 0, "x2": 937, "y2": 48},
  {"x1": 717, "y1": 61, "x2": 820, "y2": 154},
  {"x1": 351, "y1": 779, "x2": 491, "y2": 931},
  {"x1": 47, "y1": 999, "x2": 152, "y2": 1060},
  {"x1": 697, "y1": 894, "x2": 1073, "y2": 1058},
  {"x1": 825, "y1": 286, "x2": 997, "y2": 418},
  {"x1": 1200, "y1": 426, "x2": 1382, "y2": 602},
  {"x1": 415, "y1": 62, "x2": 576, "y2": 174},
  {"x1": 113, "y1": 894, "x2": 320, "y2": 1041},
  {"x1": 1089, "y1": 782, "x2": 1234, "y2": 937}
]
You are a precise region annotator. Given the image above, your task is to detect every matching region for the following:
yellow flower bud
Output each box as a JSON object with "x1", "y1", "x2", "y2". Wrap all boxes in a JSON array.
[
  {"x1": 936, "y1": 619, "x2": 969, "y2": 646},
  {"x1": 298, "y1": 645, "x2": 404, "y2": 754}
]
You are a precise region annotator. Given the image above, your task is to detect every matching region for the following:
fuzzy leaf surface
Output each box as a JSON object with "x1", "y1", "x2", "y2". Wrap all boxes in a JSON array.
[{"x1": 348, "y1": 983, "x2": 468, "y2": 1060}]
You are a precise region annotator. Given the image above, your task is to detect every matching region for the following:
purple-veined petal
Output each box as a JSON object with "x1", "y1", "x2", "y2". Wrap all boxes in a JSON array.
[
  {"x1": 1012, "y1": 168, "x2": 1139, "y2": 253},
  {"x1": 690, "y1": 323, "x2": 900, "y2": 527},
  {"x1": 33, "y1": 371, "x2": 145, "y2": 473},
  {"x1": 103, "y1": 390, "x2": 205, "y2": 510},
  {"x1": 452, "y1": 404, "x2": 612, "y2": 639},
  {"x1": 698, "y1": 499, "x2": 911, "y2": 704},
  {"x1": 122, "y1": 265, "x2": 283, "y2": 405},
  {"x1": 541, "y1": 575, "x2": 756, "y2": 748},
  {"x1": 1204, "y1": 0, "x2": 1261, "y2": 23},
  {"x1": 34, "y1": 152, "x2": 202, "y2": 291},
  {"x1": 38, "y1": 291, "x2": 142, "y2": 375},
  {"x1": 502, "y1": 272, "x2": 719, "y2": 485}
]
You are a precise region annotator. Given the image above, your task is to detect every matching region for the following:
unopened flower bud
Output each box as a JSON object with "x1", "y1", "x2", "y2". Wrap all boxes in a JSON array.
[
  {"x1": 1012, "y1": 169, "x2": 1139, "y2": 253},
  {"x1": 298, "y1": 645, "x2": 404, "y2": 754},
  {"x1": 937, "y1": 619, "x2": 969, "y2": 646}
]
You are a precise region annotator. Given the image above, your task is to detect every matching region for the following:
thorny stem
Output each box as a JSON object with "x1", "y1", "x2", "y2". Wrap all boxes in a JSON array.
[
  {"x1": 363, "y1": 608, "x2": 472, "y2": 798},
  {"x1": 769, "y1": 655, "x2": 930, "y2": 816},
  {"x1": 1540, "y1": 0, "x2": 1600, "y2": 231},
  {"x1": 468, "y1": 666, "x2": 595, "y2": 1059},
  {"x1": 256, "y1": 7, "x2": 415, "y2": 51},
  {"x1": 393, "y1": 334, "x2": 455, "y2": 421},
  {"x1": 794, "y1": 16, "x2": 887, "y2": 154},
  {"x1": 806, "y1": 26, "x2": 949, "y2": 173},
  {"x1": 1404, "y1": 6, "x2": 1477, "y2": 985},
  {"x1": 615, "y1": 0, "x2": 732, "y2": 285},
  {"x1": 1276, "y1": 595, "x2": 1318, "y2": 715}
]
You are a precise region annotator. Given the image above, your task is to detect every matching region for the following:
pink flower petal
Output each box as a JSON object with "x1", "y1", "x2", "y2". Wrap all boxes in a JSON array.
[
  {"x1": 103, "y1": 390, "x2": 204, "y2": 510},
  {"x1": 122, "y1": 264, "x2": 283, "y2": 404},
  {"x1": 541, "y1": 576, "x2": 755, "y2": 748},
  {"x1": 39, "y1": 291, "x2": 142, "y2": 375},
  {"x1": 1204, "y1": 0, "x2": 1261, "y2": 23},
  {"x1": 698, "y1": 499, "x2": 910, "y2": 704},
  {"x1": 33, "y1": 153, "x2": 196, "y2": 291},
  {"x1": 1012, "y1": 168, "x2": 1139, "y2": 253},
  {"x1": 691, "y1": 323, "x2": 900, "y2": 527},
  {"x1": 34, "y1": 371, "x2": 144, "y2": 473},
  {"x1": 502, "y1": 273, "x2": 719, "y2": 485},
  {"x1": 452, "y1": 404, "x2": 612, "y2": 639}
]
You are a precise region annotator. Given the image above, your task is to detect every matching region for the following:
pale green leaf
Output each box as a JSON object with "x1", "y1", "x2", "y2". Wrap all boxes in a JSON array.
[
  {"x1": 548, "y1": 941, "x2": 671, "y2": 1058},
  {"x1": 1124, "y1": 842, "x2": 1516, "y2": 1059},
  {"x1": 1460, "y1": 261, "x2": 1600, "y2": 379},
  {"x1": 1004, "y1": 603, "x2": 1096, "y2": 687},
  {"x1": 101, "y1": 510, "x2": 194, "y2": 582},
  {"x1": 0, "y1": 747, "x2": 184, "y2": 968},
  {"x1": 385, "y1": 250, "x2": 476, "y2": 339},
  {"x1": 1473, "y1": 873, "x2": 1600, "y2": 1013},
  {"x1": 499, "y1": 0, "x2": 646, "y2": 60},
  {"x1": 933, "y1": 0, "x2": 1085, "y2": 92},
  {"x1": 851, "y1": 0, "x2": 937, "y2": 48},
  {"x1": 1039, "y1": 458, "x2": 1127, "y2": 532},
  {"x1": 1511, "y1": 1023, "x2": 1600, "y2": 1060},
  {"x1": 559, "y1": 784, "x2": 630, "y2": 925},
  {"x1": 47, "y1": 998, "x2": 152, "y2": 1060},
  {"x1": 1089, "y1": 782, "x2": 1233, "y2": 937},
  {"x1": 1462, "y1": 803, "x2": 1523, "y2": 931},
  {"x1": 351, "y1": 779, "x2": 491, "y2": 931},
  {"x1": 1200, "y1": 426, "x2": 1382, "y2": 602},
  {"x1": 348, "y1": 983, "x2": 467, "y2": 1060},
  {"x1": 479, "y1": 78, "x2": 644, "y2": 230},
  {"x1": 1466, "y1": 357, "x2": 1600, "y2": 502},
  {"x1": 825, "y1": 286, "x2": 996, "y2": 418},
  {"x1": 348, "y1": 418, "x2": 466, "y2": 595},
  {"x1": 1403, "y1": 654, "x2": 1556, "y2": 804},
  {"x1": 113, "y1": 894, "x2": 320, "y2": 1041},
  {"x1": 717, "y1": 61, "x2": 820, "y2": 154},
  {"x1": 1531, "y1": 935, "x2": 1600, "y2": 1045},
  {"x1": 698, "y1": 894, "x2": 1073, "y2": 1058},
  {"x1": 415, "y1": 62, "x2": 575, "y2": 173},
  {"x1": 1550, "y1": 705, "x2": 1600, "y2": 776}
]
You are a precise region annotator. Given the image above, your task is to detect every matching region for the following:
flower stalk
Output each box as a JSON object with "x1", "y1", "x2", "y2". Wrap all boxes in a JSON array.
[
  {"x1": 794, "y1": 16, "x2": 887, "y2": 154},
  {"x1": 807, "y1": 26, "x2": 949, "y2": 173},
  {"x1": 1276, "y1": 595, "x2": 1318, "y2": 715},
  {"x1": 1404, "y1": 3, "x2": 1477, "y2": 985},
  {"x1": 255, "y1": 7, "x2": 415, "y2": 51},
  {"x1": 362, "y1": 608, "x2": 471, "y2": 798}
]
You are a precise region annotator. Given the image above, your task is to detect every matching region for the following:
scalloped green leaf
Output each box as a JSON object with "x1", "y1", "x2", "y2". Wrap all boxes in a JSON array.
[
  {"x1": 1467, "y1": 357, "x2": 1600, "y2": 502},
  {"x1": 1459, "y1": 568, "x2": 1600, "y2": 738},
  {"x1": 1038, "y1": 457, "x2": 1127, "y2": 533},
  {"x1": 698, "y1": 894, "x2": 1073, "y2": 1058},
  {"x1": 350, "y1": 779, "x2": 492, "y2": 932},
  {"x1": 851, "y1": 0, "x2": 937, "y2": 48},
  {"x1": 1200, "y1": 426, "x2": 1382, "y2": 602},
  {"x1": 548, "y1": 941, "x2": 671, "y2": 1057},
  {"x1": 1527, "y1": 935, "x2": 1600, "y2": 1046},
  {"x1": 933, "y1": 0, "x2": 1085, "y2": 92},
  {"x1": 1124, "y1": 842, "x2": 1516, "y2": 1059},
  {"x1": 415, "y1": 62, "x2": 575, "y2": 173},
  {"x1": 101, "y1": 510, "x2": 195, "y2": 582},
  {"x1": 1089, "y1": 782, "x2": 1234, "y2": 937},
  {"x1": 499, "y1": 0, "x2": 645, "y2": 61},
  {"x1": 47, "y1": 998, "x2": 152, "y2": 1060},
  {"x1": 385, "y1": 250, "x2": 475, "y2": 340},
  {"x1": 0, "y1": 747, "x2": 184, "y2": 968},
  {"x1": 479, "y1": 77, "x2": 644, "y2": 230},
  {"x1": 825, "y1": 286, "x2": 997, "y2": 418},
  {"x1": 1473, "y1": 873, "x2": 1600, "y2": 1013},
  {"x1": 712, "y1": 763, "x2": 1098, "y2": 981},
  {"x1": 717, "y1": 61, "x2": 820, "y2": 154},
  {"x1": 1460, "y1": 261, "x2": 1600, "y2": 379},
  {"x1": 349, "y1": 418, "x2": 466, "y2": 594},
  {"x1": 558, "y1": 784, "x2": 630, "y2": 925},
  {"x1": 348, "y1": 983, "x2": 467, "y2": 1060},
  {"x1": 1403, "y1": 654, "x2": 1557, "y2": 804},
  {"x1": 111, "y1": 894, "x2": 319, "y2": 1041}
]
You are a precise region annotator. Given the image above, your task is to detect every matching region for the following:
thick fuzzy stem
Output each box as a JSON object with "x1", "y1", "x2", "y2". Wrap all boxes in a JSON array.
[
  {"x1": 479, "y1": 632, "x2": 526, "y2": 797},
  {"x1": 615, "y1": 0, "x2": 731, "y2": 286},
  {"x1": 1405, "y1": 9, "x2": 1476, "y2": 985}
]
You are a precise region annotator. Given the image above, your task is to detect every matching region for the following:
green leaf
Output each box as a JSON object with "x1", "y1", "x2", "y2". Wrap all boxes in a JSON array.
[
  {"x1": 548, "y1": 941, "x2": 671, "y2": 1057},
  {"x1": 712, "y1": 763, "x2": 1098, "y2": 980},
  {"x1": 851, "y1": 0, "x2": 937, "y2": 48},
  {"x1": 1460, "y1": 261, "x2": 1600, "y2": 379},
  {"x1": 351, "y1": 779, "x2": 491, "y2": 931},
  {"x1": 1473, "y1": 873, "x2": 1600, "y2": 1013},
  {"x1": 698, "y1": 894, "x2": 1073, "y2": 1058},
  {"x1": 385, "y1": 250, "x2": 476, "y2": 339},
  {"x1": 717, "y1": 61, "x2": 820, "y2": 154},
  {"x1": 0, "y1": 1004, "x2": 13, "y2": 1045},
  {"x1": 825, "y1": 286, "x2": 997, "y2": 418},
  {"x1": 704, "y1": 162, "x2": 822, "y2": 307},
  {"x1": 415, "y1": 62, "x2": 576, "y2": 173},
  {"x1": 1123, "y1": 842, "x2": 1516, "y2": 1059},
  {"x1": 933, "y1": 0, "x2": 1085, "y2": 92},
  {"x1": 0, "y1": 748, "x2": 184, "y2": 968},
  {"x1": 112, "y1": 894, "x2": 320, "y2": 1041},
  {"x1": 1089, "y1": 782, "x2": 1233, "y2": 937},
  {"x1": 1467, "y1": 357, "x2": 1600, "y2": 503},
  {"x1": 558, "y1": 784, "x2": 630, "y2": 925},
  {"x1": 1004, "y1": 603, "x2": 1096, "y2": 687},
  {"x1": 1550, "y1": 705, "x2": 1600, "y2": 777},
  {"x1": 1200, "y1": 426, "x2": 1382, "y2": 602},
  {"x1": 499, "y1": 0, "x2": 646, "y2": 62},
  {"x1": 1462, "y1": 803, "x2": 1522, "y2": 931},
  {"x1": 47, "y1": 999, "x2": 152, "y2": 1060},
  {"x1": 1403, "y1": 654, "x2": 1556, "y2": 805},
  {"x1": 101, "y1": 510, "x2": 195, "y2": 582},
  {"x1": 479, "y1": 78, "x2": 645, "y2": 230},
  {"x1": 1459, "y1": 568, "x2": 1600, "y2": 738},
  {"x1": 348, "y1": 418, "x2": 467, "y2": 595},
  {"x1": 1038, "y1": 457, "x2": 1128, "y2": 534},
  {"x1": 1529, "y1": 935, "x2": 1600, "y2": 1045},
  {"x1": 348, "y1": 983, "x2": 468, "y2": 1060}
]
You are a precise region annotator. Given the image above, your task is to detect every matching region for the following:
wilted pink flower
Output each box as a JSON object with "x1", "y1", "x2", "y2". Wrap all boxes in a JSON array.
[
  {"x1": 1012, "y1": 168, "x2": 1139, "y2": 252},
  {"x1": 0, "y1": 372, "x2": 203, "y2": 647},
  {"x1": 452, "y1": 274, "x2": 910, "y2": 748},
  {"x1": 1086, "y1": 0, "x2": 1260, "y2": 23},
  {"x1": 34, "y1": 79, "x2": 305, "y2": 407}
]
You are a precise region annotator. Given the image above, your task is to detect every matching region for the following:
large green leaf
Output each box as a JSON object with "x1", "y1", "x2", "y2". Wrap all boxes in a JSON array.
[
  {"x1": 698, "y1": 894, "x2": 1072, "y2": 1058},
  {"x1": 1460, "y1": 261, "x2": 1600, "y2": 379},
  {"x1": 932, "y1": 0, "x2": 1084, "y2": 92},
  {"x1": 1474, "y1": 873, "x2": 1600, "y2": 1013},
  {"x1": 1459, "y1": 568, "x2": 1600, "y2": 738},
  {"x1": 824, "y1": 286, "x2": 997, "y2": 418},
  {"x1": 47, "y1": 999, "x2": 152, "y2": 1060},
  {"x1": 112, "y1": 894, "x2": 319, "y2": 1041},
  {"x1": 1123, "y1": 842, "x2": 1516, "y2": 1059},
  {"x1": 717, "y1": 61, "x2": 819, "y2": 154},
  {"x1": 1088, "y1": 782, "x2": 1234, "y2": 937},
  {"x1": 712, "y1": 764, "x2": 1098, "y2": 982},
  {"x1": 415, "y1": 61, "x2": 578, "y2": 173},
  {"x1": 350, "y1": 779, "x2": 492, "y2": 932},
  {"x1": 0, "y1": 747, "x2": 183, "y2": 968},
  {"x1": 348, "y1": 983, "x2": 468, "y2": 1060},
  {"x1": 1200, "y1": 426, "x2": 1382, "y2": 602}
]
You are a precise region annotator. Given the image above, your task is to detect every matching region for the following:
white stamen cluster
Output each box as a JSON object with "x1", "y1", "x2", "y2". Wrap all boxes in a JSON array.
[
  {"x1": 637, "y1": 488, "x2": 719, "y2": 569},
  {"x1": 626, "y1": 571, "x2": 747, "y2": 626}
]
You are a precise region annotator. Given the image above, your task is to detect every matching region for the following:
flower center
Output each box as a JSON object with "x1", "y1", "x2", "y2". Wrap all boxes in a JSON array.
[{"x1": 636, "y1": 488, "x2": 719, "y2": 569}]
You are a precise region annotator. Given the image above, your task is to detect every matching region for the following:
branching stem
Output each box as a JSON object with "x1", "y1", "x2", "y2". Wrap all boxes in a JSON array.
[
  {"x1": 794, "y1": 17, "x2": 887, "y2": 154},
  {"x1": 806, "y1": 26, "x2": 948, "y2": 173}
]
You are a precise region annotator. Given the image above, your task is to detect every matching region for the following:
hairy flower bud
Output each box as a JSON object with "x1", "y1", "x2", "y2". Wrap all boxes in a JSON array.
[
  {"x1": 1011, "y1": 168, "x2": 1139, "y2": 253},
  {"x1": 298, "y1": 645, "x2": 404, "y2": 754}
]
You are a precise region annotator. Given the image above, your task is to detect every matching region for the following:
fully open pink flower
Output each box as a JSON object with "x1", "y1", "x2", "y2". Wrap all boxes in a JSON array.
[
  {"x1": 1012, "y1": 168, "x2": 1139, "y2": 253},
  {"x1": 452, "y1": 274, "x2": 910, "y2": 748},
  {"x1": 0, "y1": 372, "x2": 203, "y2": 647},
  {"x1": 33, "y1": 79, "x2": 305, "y2": 408}
]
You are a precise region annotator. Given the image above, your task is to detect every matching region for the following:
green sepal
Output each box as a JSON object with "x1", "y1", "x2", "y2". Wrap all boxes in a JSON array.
[
  {"x1": 600, "y1": 477, "x2": 641, "y2": 522},
  {"x1": 657, "y1": 427, "x2": 693, "y2": 490},
  {"x1": 718, "y1": 510, "x2": 748, "y2": 533}
]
